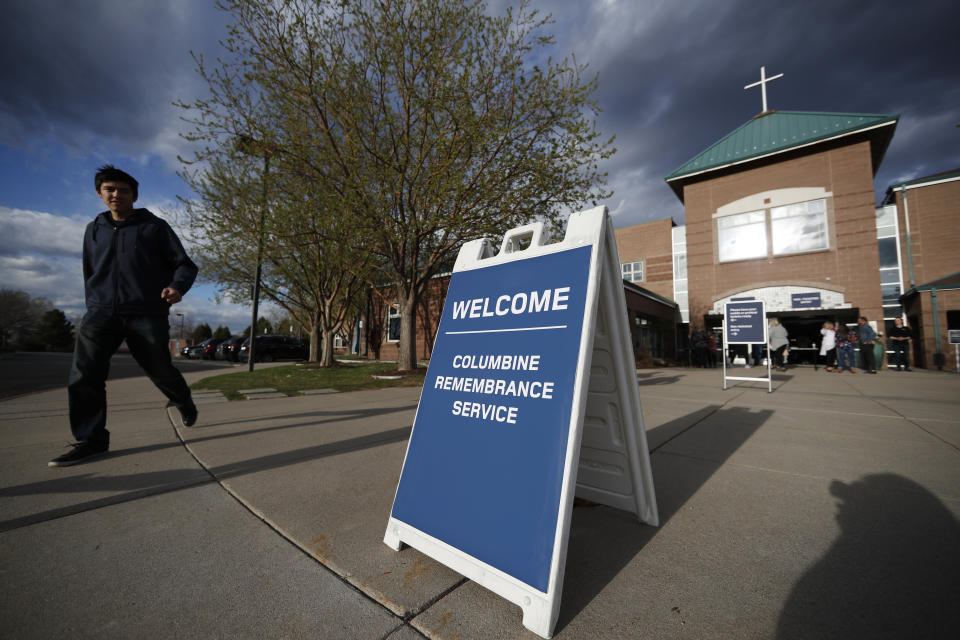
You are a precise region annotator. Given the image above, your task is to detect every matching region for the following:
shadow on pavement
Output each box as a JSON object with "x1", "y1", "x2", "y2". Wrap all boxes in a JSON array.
[
  {"x1": 0, "y1": 352, "x2": 232, "y2": 400},
  {"x1": 0, "y1": 406, "x2": 415, "y2": 532},
  {"x1": 775, "y1": 473, "x2": 960, "y2": 639},
  {"x1": 637, "y1": 372, "x2": 685, "y2": 386},
  {"x1": 556, "y1": 405, "x2": 773, "y2": 632}
]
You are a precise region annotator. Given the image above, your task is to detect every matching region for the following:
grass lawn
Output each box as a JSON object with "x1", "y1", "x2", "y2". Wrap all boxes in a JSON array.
[{"x1": 192, "y1": 361, "x2": 425, "y2": 400}]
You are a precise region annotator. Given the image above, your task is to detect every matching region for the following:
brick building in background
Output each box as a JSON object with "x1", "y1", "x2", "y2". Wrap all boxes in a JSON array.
[
  {"x1": 612, "y1": 108, "x2": 958, "y2": 369},
  {"x1": 883, "y1": 170, "x2": 960, "y2": 369},
  {"x1": 347, "y1": 106, "x2": 957, "y2": 370}
]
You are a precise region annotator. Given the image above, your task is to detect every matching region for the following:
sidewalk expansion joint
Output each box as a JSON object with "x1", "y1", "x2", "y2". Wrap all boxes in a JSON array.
[
  {"x1": 167, "y1": 414, "x2": 421, "y2": 628},
  {"x1": 650, "y1": 389, "x2": 746, "y2": 455},
  {"x1": 837, "y1": 376, "x2": 960, "y2": 452}
]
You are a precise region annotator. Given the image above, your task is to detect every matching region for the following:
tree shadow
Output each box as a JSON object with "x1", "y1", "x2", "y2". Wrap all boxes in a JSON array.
[
  {"x1": 556, "y1": 404, "x2": 774, "y2": 631},
  {"x1": 636, "y1": 372, "x2": 686, "y2": 386},
  {"x1": 775, "y1": 474, "x2": 960, "y2": 639},
  {"x1": 2, "y1": 401, "x2": 415, "y2": 532}
]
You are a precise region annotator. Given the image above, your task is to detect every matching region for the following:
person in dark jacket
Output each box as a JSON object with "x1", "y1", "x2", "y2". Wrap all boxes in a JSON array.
[
  {"x1": 49, "y1": 166, "x2": 199, "y2": 467},
  {"x1": 856, "y1": 316, "x2": 879, "y2": 374}
]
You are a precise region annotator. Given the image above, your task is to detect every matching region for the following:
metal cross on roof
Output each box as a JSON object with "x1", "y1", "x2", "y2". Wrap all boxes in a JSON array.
[{"x1": 744, "y1": 66, "x2": 784, "y2": 113}]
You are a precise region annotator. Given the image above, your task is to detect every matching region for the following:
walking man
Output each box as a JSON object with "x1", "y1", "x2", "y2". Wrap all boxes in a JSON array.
[
  {"x1": 890, "y1": 317, "x2": 913, "y2": 371},
  {"x1": 856, "y1": 316, "x2": 879, "y2": 374},
  {"x1": 49, "y1": 166, "x2": 199, "y2": 467}
]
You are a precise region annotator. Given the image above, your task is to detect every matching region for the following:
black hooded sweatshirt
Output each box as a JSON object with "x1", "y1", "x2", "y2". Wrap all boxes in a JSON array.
[{"x1": 82, "y1": 208, "x2": 198, "y2": 315}]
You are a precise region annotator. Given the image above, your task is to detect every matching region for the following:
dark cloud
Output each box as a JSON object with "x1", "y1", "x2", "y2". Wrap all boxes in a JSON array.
[
  {"x1": 546, "y1": 0, "x2": 960, "y2": 226},
  {"x1": 2, "y1": 0, "x2": 957, "y2": 232},
  {"x1": 0, "y1": 0, "x2": 228, "y2": 156}
]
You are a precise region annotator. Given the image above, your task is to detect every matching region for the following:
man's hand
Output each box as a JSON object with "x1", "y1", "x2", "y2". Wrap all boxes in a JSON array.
[{"x1": 161, "y1": 287, "x2": 183, "y2": 304}]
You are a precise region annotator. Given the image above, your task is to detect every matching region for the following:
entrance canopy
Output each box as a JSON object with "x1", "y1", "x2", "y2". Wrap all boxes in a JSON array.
[{"x1": 711, "y1": 285, "x2": 852, "y2": 316}]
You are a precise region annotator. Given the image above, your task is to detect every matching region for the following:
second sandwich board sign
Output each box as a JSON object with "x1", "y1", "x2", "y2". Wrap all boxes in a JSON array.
[{"x1": 384, "y1": 206, "x2": 658, "y2": 638}]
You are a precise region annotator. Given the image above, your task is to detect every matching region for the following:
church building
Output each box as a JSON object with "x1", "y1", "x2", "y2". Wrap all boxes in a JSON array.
[{"x1": 614, "y1": 69, "x2": 959, "y2": 369}]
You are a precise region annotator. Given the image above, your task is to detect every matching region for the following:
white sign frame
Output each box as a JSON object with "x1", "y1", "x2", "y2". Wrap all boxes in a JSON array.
[
  {"x1": 384, "y1": 206, "x2": 657, "y2": 638},
  {"x1": 722, "y1": 299, "x2": 773, "y2": 393}
]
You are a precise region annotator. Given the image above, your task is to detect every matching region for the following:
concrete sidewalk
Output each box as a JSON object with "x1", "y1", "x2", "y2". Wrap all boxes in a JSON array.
[{"x1": 1, "y1": 365, "x2": 958, "y2": 638}]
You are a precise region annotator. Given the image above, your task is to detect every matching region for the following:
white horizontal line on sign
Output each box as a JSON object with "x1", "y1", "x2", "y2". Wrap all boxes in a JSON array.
[{"x1": 446, "y1": 325, "x2": 568, "y2": 335}]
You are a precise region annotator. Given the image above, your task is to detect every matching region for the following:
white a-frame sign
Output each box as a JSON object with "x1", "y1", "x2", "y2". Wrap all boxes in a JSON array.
[{"x1": 384, "y1": 206, "x2": 658, "y2": 638}]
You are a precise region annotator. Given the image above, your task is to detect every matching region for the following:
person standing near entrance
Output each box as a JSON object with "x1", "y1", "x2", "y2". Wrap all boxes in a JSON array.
[
  {"x1": 835, "y1": 324, "x2": 856, "y2": 373},
  {"x1": 768, "y1": 317, "x2": 789, "y2": 371},
  {"x1": 856, "y1": 316, "x2": 878, "y2": 374},
  {"x1": 49, "y1": 166, "x2": 199, "y2": 467},
  {"x1": 820, "y1": 321, "x2": 837, "y2": 372},
  {"x1": 890, "y1": 317, "x2": 913, "y2": 371}
]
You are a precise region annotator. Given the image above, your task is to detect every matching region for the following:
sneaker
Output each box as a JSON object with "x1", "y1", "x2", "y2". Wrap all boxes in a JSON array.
[
  {"x1": 167, "y1": 403, "x2": 198, "y2": 428},
  {"x1": 48, "y1": 441, "x2": 109, "y2": 467}
]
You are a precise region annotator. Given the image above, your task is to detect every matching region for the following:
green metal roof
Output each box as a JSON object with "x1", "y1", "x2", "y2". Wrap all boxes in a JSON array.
[{"x1": 665, "y1": 110, "x2": 899, "y2": 184}]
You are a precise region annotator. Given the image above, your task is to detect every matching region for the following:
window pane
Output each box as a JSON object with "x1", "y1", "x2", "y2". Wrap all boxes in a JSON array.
[
  {"x1": 877, "y1": 237, "x2": 898, "y2": 268},
  {"x1": 388, "y1": 316, "x2": 401, "y2": 341},
  {"x1": 883, "y1": 304, "x2": 903, "y2": 318},
  {"x1": 876, "y1": 225, "x2": 895, "y2": 239},
  {"x1": 880, "y1": 269, "x2": 900, "y2": 284},
  {"x1": 876, "y1": 206, "x2": 895, "y2": 228},
  {"x1": 673, "y1": 253, "x2": 687, "y2": 278},
  {"x1": 771, "y1": 212, "x2": 827, "y2": 254},
  {"x1": 718, "y1": 221, "x2": 767, "y2": 261},
  {"x1": 881, "y1": 283, "x2": 901, "y2": 301},
  {"x1": 718, "y1": 210, "x2": 764, "y2": 229}
]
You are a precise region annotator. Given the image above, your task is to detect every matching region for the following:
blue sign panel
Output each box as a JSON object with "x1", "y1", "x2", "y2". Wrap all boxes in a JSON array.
[
  {"x1": 792, "y1": 292, "x2": 821, "y2": 308},
  {"x1": 730, "y1": 296, "x2": 755, "y2": 301},
  {"x1": 725, "y1": 300, "x2": 766, "y2": 344},
  {"x1": 391, "y1": 245, "x2": 592, "y2": 593}
]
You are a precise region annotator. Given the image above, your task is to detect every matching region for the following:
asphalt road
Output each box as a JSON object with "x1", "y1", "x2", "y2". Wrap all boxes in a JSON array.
[{"x1": 0, "y1": 351, "x2": 234, "y2": 400}]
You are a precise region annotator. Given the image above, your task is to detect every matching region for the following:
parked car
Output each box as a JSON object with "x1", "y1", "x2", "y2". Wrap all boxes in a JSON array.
[
  {"x1": 200, "y1": 337, "x2": 227, "y2": 360},
  {"x1": 215, "y1": 335, "x2": 246, "y2": 362},
  {"x1": 238, "y1": 335, "x2": 308, "y2": 362},
  {"x1": 184, "y1": 337, "x2": 223, "y2": 360}
]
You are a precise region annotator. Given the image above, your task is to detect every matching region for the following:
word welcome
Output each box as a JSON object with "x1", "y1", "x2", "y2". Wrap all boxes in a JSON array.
[{"x1": 451, "y1": 287, "x2": 571, "y2": 320}]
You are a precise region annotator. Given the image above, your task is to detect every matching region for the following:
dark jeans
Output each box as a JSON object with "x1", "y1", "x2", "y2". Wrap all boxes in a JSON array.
[
  {"x1": 771, "y1": 346, "x2": 787, "y2": 368},
  {"x1": 822, "y1": 347, "x2": 836, "y2": 368},
  {"x1": 751, "y1": 344, "x2": 764, "y2": 366},
  {"x1": 858, "y1": 343, "x2": 876, "y2": 372},
  {"x1": 68, "y1": 310, "x2": 193, "y2": 445},
  {"x1": 893, "y1": 341, "x2": 910, "y2": 368}
]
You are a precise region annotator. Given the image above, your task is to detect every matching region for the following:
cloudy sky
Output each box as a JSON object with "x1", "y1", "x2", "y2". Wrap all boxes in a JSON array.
[{"x1": 1, "y1": 0, "x2": 957, "y2": 332}]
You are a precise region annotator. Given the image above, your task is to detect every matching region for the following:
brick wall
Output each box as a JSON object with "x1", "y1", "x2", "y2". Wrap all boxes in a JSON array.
[
  {"x1": 614, "y1": 218, "x2": 676, "y2": 301},
  {"x1": 891, "y1": 178, "x2": 960, "y2": 288},
  {"x1": 682, "y1": 141, "x2": 884, "y2": 327}
]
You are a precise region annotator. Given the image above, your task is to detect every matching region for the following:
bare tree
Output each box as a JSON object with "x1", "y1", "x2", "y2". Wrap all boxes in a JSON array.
[{"x1": 179, "y1": 0, "x2": 614, "y2": 370}]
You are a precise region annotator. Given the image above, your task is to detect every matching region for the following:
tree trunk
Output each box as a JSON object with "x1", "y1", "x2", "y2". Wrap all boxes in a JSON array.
[
  {"x1": 320, "y1": 327, "x2": 335, "y2": 367},
  {"x1": 309, "y1": 312, "x2": 321, "y2": 362},
  {"x1": 397, "y1": 287, "x2": 418, "y2": 371}
]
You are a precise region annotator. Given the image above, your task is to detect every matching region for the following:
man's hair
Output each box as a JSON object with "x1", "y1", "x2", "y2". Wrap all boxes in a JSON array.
[
  {"x1": 859, "y1": 316, "x2": 869, "y2": 322},
  {"x1": 95, "y1": 164, "x2": 139, "y2": 199}
]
